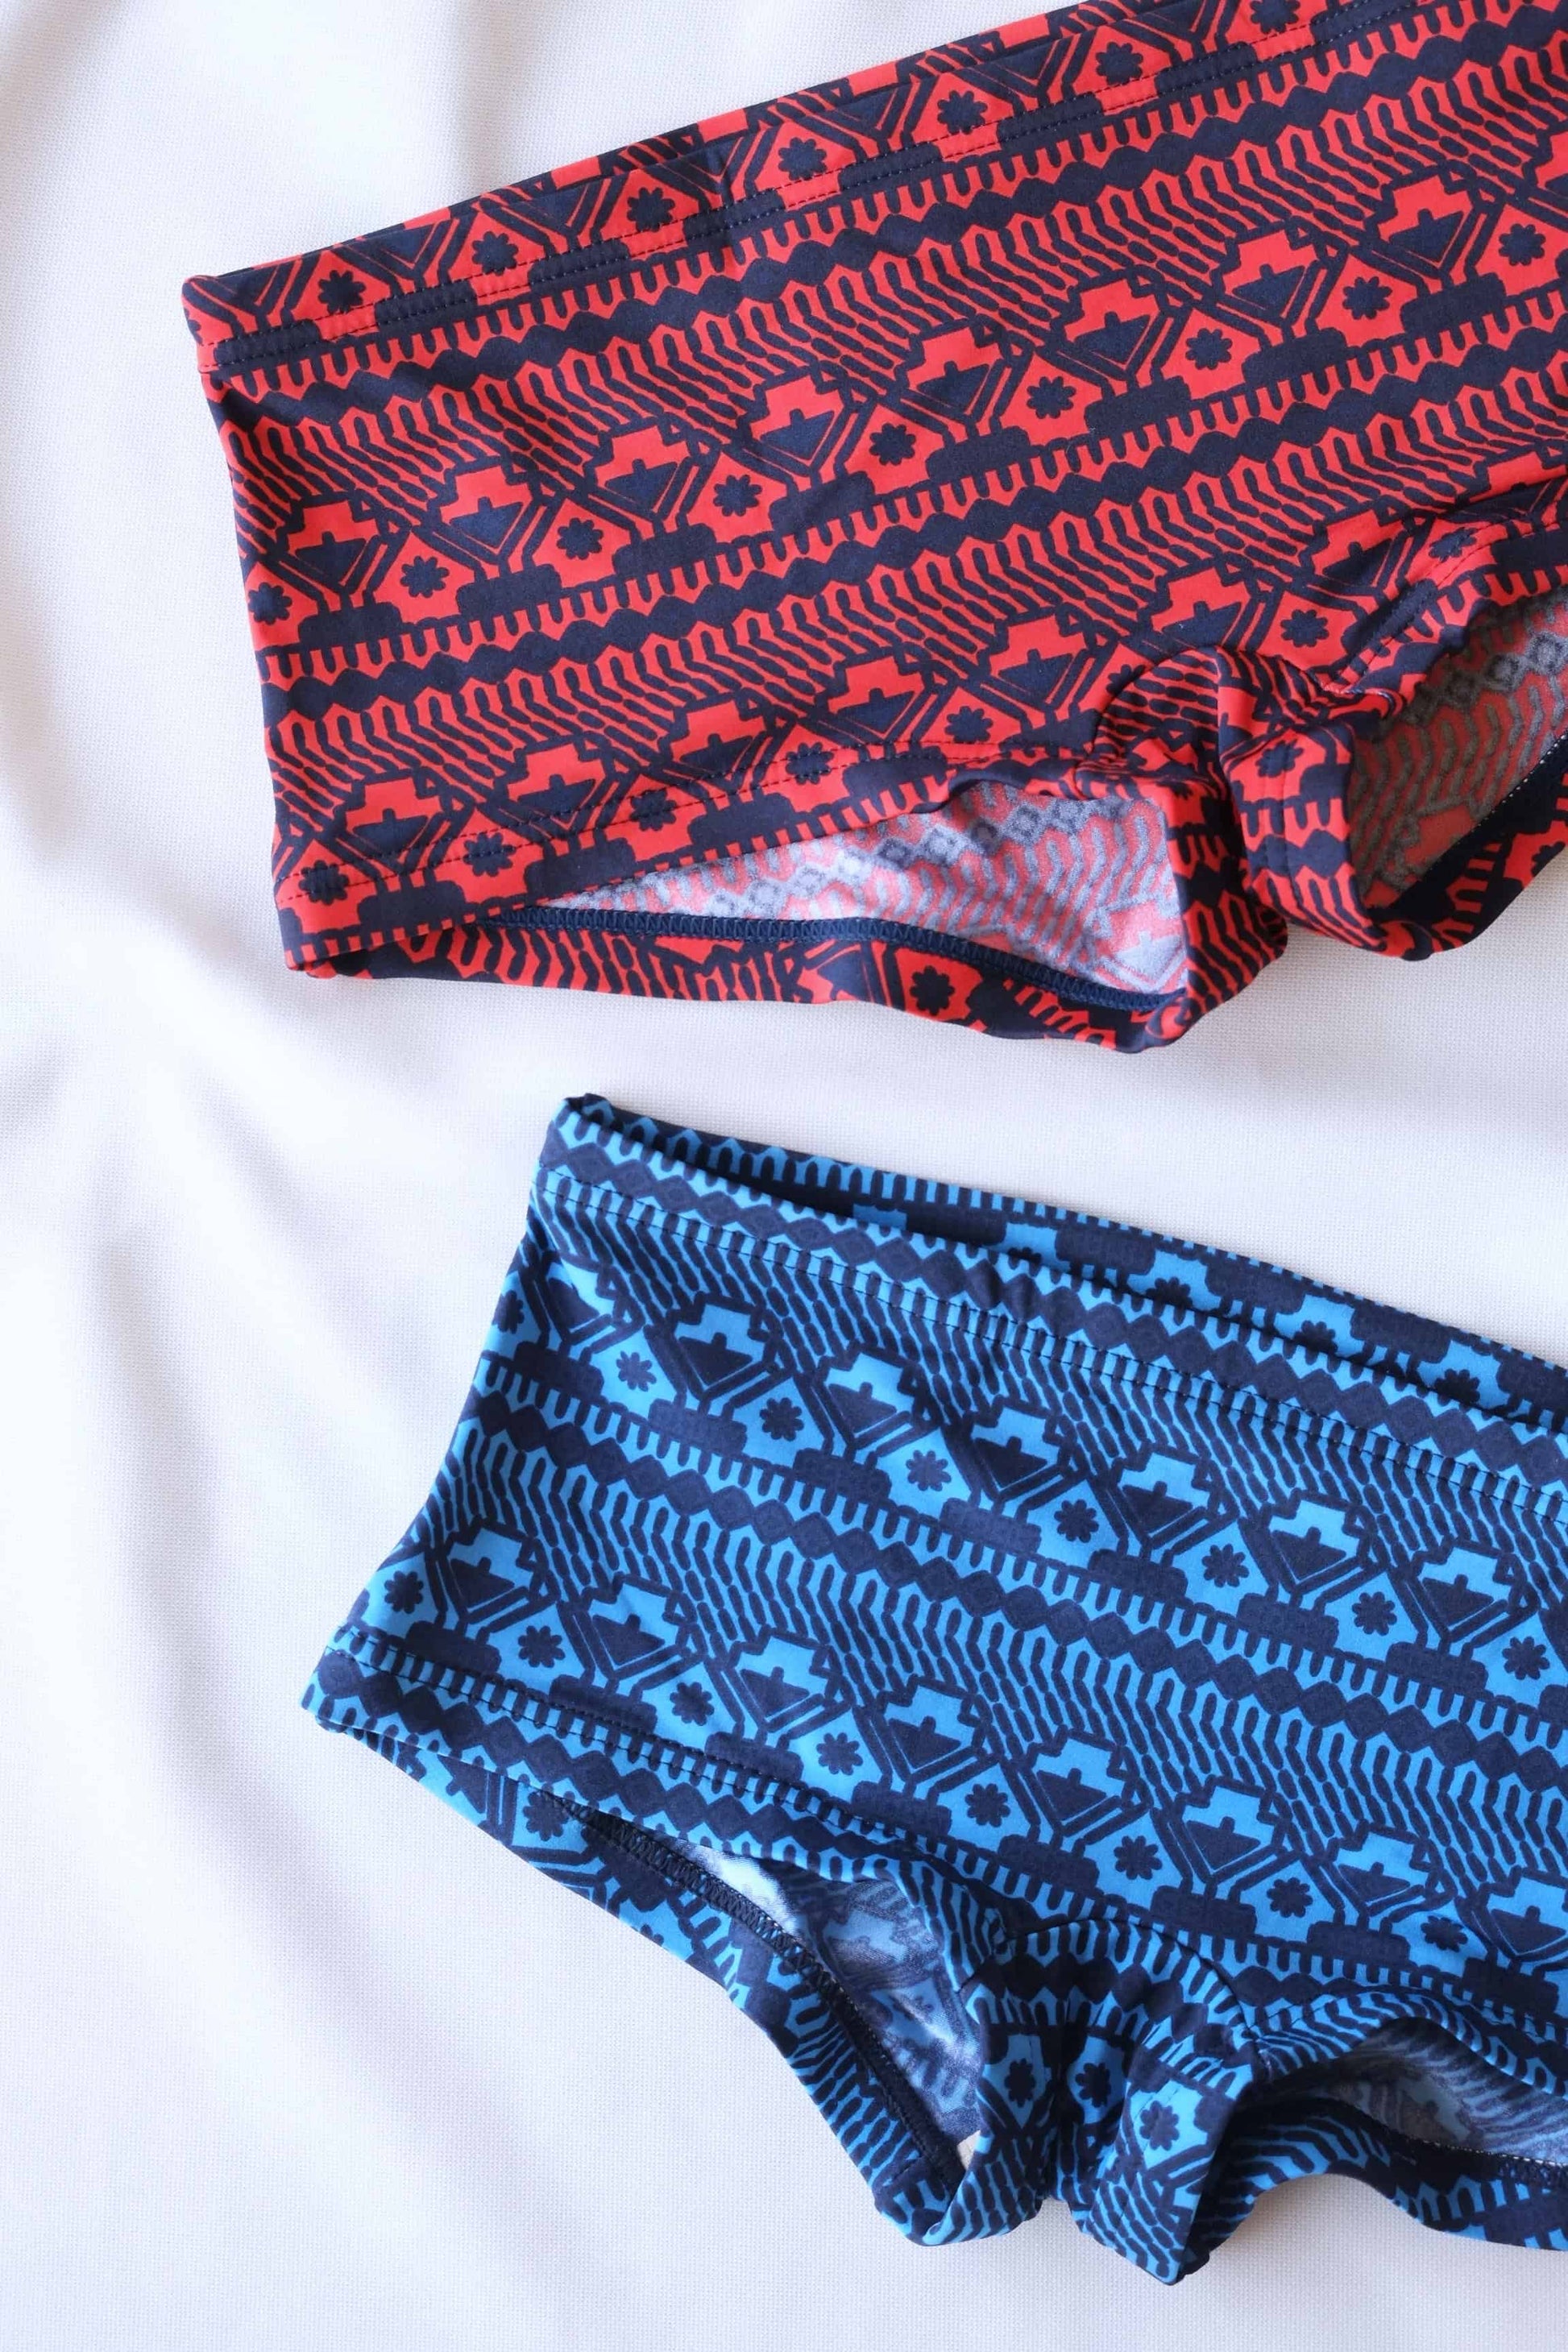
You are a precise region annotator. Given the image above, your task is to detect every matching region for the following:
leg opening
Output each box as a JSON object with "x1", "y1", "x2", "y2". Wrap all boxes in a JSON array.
[
  {"x1": 545, "y1": 774, "x2": 1187, "y2": 1000},
  {"x1": 675, "y1": 1837, "x2": 989, "y2": 2159},
  {"x1": 1288, "y1": 2018, "x2": 1568, "y2": 2169},
  {"x1": 363, "y1": 1703, "x2": 991, "y2": 2219},
  {"x1": 1347, "y1": 585, "x2": 1568, "y2": 911}
]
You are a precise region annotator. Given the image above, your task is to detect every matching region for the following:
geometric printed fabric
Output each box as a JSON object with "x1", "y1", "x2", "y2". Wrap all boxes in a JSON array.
[
  {"x1": 309, "y1": 1097, "x2": 1568, "y2": 2277},
  {"x1": 187, "y1": 0, "x2": 1568, "y2": 1047}
]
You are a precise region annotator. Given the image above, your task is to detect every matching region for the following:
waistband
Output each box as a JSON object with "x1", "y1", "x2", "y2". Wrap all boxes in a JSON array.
[
  {"x1": 184, "y1": 0, "x2": 1418, "y2": 380},
  {"x1": 539, "y1": 1094, "x2": 1568, "y2": 1504}
]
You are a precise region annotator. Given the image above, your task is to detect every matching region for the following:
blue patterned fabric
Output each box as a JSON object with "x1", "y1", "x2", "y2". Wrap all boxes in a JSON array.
[{"x1": 308, "y1": 1097, "x2": 1568, "y2": 2279}]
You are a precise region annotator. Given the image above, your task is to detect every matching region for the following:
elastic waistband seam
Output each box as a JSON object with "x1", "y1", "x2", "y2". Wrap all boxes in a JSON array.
[
  {"x1": 200, "y1": 0, "x2": 1427, "y2": 381},
  {"x1": 533, "y1": 1164, "x2": 1568, "y2": 1538},
  {"x1": 550, "y1": 1097, "x2": 1568, "y2": 1402}
]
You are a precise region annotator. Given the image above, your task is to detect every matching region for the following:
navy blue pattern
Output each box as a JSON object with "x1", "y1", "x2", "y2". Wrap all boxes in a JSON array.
[{"x1": 308, "y1": 1097, "x2": 1568, "y2": 2278}]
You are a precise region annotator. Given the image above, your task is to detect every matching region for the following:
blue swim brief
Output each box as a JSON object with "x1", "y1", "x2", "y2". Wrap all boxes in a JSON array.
[{"x1": 308, "y1": 1096, "x2": 1568, "y2": 2279}]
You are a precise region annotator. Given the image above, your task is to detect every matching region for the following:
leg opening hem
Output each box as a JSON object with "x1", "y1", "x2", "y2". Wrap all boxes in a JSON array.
[{"x1": 315, "y1": 1689, "x2": 971, "y2": 2230}]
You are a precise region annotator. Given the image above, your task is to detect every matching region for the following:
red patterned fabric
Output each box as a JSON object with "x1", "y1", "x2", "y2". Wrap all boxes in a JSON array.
[{"x1": 185, "y1": 0, "x2": 1568, "y2": 1045}]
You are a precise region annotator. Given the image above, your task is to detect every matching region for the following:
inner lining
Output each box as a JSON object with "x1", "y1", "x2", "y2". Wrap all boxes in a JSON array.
[{"x1": 545, "y1": 587, "x2": 1568, "y2": 989}]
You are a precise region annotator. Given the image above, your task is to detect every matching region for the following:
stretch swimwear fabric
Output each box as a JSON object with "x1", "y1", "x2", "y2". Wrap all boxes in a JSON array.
[
  {"x1": 187, "y1": 0, "x2": 1568, "y2": 1047},
  {"x1": 311, "y1": 1097, "x2": 1568, "y2": 2278}
]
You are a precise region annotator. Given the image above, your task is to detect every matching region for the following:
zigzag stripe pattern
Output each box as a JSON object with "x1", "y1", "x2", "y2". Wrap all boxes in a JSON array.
[
  {"x1": 309, "y1": 1098, "x2": 1568, "y2": 2275},
  {"x1": 188, "y1": 0, "x2": 1568, "y2": 1042}
]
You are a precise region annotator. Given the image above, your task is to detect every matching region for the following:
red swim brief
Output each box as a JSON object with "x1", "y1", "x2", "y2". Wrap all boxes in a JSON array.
[{"x1": 185, "y1": 0, "x2": 1568, "y2": 1047}]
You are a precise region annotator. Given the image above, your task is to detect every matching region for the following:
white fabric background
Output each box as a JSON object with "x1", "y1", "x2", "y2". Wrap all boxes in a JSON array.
[{"x1": 4, "y1": 4, "x2": 1568, "y2": 2345}]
